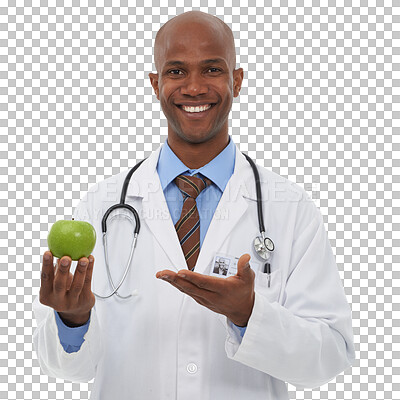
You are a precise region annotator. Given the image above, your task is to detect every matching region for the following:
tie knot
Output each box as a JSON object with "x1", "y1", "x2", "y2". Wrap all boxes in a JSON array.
[{"x1": 175, "y1": 174, "x2": 212, "y2": 199}]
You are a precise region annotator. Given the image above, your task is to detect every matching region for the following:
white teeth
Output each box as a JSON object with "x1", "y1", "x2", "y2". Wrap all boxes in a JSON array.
[{"x1": 181, "y1": 104, "x2": 212, "y2": 113}]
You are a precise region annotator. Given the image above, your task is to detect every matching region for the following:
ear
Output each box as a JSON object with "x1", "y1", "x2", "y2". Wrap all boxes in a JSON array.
[
  {"x1": 233, "y1": 68, "x2": 244, "y2": 98},
  {"x1": 148, "y1": 73, "x2": 160, "y2": 100}
]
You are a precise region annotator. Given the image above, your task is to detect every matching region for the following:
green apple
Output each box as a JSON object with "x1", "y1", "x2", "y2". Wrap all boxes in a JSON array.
[{"x1": 47, "y1": 219, "x2": 96, "y2": 260}]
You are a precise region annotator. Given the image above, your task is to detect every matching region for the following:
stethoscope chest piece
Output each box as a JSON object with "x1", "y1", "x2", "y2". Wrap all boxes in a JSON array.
[
  {"x1": 263, "y1": 237, "x2": 275, "y2": 252},
  {"x1": 254, "y1": 235, "x2": 274, "y2": 261}
]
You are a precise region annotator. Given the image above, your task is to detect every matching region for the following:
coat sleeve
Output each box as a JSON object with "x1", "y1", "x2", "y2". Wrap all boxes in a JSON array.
[
  {"x1": 224, "y1": 197, "x2": 356, "y2": 389},
  {"x1": 32, "y1": 297, "x2": 103, "y2": 382},
  {"x1": 32, "y1": 192, "x2": 104, "y2": 382}
]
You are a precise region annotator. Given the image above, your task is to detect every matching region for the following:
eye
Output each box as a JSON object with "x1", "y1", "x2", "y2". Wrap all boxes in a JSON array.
[
  {"x1": 167, "y1": 68, "x2": 221, "y2": 76},
  {"x1": 168, "y1": 69, "x2": 183, "y2": 75}
]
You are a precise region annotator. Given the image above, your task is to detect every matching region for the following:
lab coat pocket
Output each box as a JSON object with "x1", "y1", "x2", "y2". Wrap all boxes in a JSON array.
[{"x1": 255, "y1": 269, "x2": 282, "y2": 303}]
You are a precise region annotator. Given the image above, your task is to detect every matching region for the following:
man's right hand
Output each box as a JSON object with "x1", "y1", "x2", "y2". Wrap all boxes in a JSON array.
[{"x1": 39, "y1": 250, "x2": 95, "y2": 327}]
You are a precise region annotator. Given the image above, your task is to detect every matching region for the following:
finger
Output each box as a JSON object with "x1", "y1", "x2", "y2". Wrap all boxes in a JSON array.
[
  {"x1": 68, "y1": 257, "x2": 89, "y2": 298},
  {"x1": 155, "y1": 269, "x2": 175, "y2": 279},
  {"x1": 40, "y1": 251, "x2": 54, "y2": 300},
  {"x1": 67, "y1": 272, "x2": 73, "y2": 290},
  {"x1": 53, "y1": 256, "x2": 72, "y2": 297},
  {"x1": 175, "y1": 270, "x2": 225, "y2": 292},
  {"x1": 158, "y1": 273, "x2": 195, "y2": 291},
  {"x1": 236, "y1": 253, "x2": 252, "y2": 278},
  {"x1": 82, "y1": 255, "x2": 95, "y2": 293}
]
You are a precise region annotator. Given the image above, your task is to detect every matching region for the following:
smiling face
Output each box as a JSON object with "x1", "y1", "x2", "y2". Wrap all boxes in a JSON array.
[{"x1": 149, "y1": 13, "x2": 243, "y2": 146}]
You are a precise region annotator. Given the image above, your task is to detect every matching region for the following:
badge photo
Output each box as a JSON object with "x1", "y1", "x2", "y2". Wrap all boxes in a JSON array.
[{"x1": 210, "y1": 253, "x2": 261, "y2": 278}]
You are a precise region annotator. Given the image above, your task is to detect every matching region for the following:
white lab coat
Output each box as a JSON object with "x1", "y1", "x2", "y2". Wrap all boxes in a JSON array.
[{"x1": 33, "y1": 143, "x2": 355, "y2": 400}]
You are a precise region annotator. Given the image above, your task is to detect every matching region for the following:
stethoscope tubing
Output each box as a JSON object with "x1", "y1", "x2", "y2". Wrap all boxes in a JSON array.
[
  {"x1": 95, "y1": 152, "x2": 274, "y2": 299},
  {"x1": 242, "y1": 153, "x2": 265, "y2": 233},
  {"x1": 92, "y1": 233, "x2": 138, "y2": 299}
]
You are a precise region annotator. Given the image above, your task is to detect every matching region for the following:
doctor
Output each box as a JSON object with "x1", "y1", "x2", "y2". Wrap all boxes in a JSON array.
[{"x1": 33, "y1": 10, "x2": 355, "y2": 400}]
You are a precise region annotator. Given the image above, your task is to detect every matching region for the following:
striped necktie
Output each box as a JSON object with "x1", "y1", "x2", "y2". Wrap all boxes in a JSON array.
[{"x1": 174, "y1": 173, "x2": 212, "y2": 270}]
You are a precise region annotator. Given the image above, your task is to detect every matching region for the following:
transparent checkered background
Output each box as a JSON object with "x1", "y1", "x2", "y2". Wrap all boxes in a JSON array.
[{"x1": 1, "y1": 1, "x2": 399, "y2": 399}]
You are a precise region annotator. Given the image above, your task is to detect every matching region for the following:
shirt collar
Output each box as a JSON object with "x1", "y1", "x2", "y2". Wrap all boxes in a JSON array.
[{"x1": 156, "y1": 135, "x2": 236, "y2": 193}]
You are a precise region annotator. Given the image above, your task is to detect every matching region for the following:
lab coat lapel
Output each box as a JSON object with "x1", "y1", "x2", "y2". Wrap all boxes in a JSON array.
[
  {"x1": 194, "y1": 146, "x2": 254, "y2": 274},
  {"x1": 126, "y1": 144, "x2": 187, "y2": 272}
]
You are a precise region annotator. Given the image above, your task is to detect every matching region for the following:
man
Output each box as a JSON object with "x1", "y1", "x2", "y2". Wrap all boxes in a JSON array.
[{"x1": 33, "y1": 11, "x2": 355, "y2": 400}]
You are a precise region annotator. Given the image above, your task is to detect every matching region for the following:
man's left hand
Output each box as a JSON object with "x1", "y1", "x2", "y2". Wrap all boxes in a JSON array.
[{"x1": 156, "y1": 253, "x2": 255, "y2": 327}]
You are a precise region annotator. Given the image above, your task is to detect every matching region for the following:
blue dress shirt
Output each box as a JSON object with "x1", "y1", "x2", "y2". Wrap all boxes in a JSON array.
[{"x1": 55, "y1": 135, "x2": 246, "y2": 353}]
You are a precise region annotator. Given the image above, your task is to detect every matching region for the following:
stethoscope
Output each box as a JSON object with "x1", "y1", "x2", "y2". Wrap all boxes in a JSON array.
[{"x1": 93, "y1": 153, "x2": 275, "y2": 299}]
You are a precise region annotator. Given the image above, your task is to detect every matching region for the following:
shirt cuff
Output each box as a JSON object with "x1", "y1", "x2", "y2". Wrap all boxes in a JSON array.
[
  {"x1": 54, "y1": 310, "x2": 90, "y2": 353},
  {"x1": 233, "y1": 323, "x2": 247, "y2": 338}
]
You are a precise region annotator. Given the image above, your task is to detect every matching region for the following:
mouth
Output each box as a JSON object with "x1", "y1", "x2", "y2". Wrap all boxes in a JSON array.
[{"x1": 175, "y1": 103, "x2": 217, "y2": 119}]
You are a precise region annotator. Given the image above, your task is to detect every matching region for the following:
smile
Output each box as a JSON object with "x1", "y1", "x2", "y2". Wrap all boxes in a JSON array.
[
  {"x1": 181, "y1": 104, "x2": 212, "y2": 113},
  {"x1": 176, "y1": 103, "x2": 216, "y2": 118}
]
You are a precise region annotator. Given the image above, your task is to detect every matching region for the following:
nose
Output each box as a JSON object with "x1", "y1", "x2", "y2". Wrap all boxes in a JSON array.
[{"x1": 180, "y1": 73, "x2": 209, "y2": 96}]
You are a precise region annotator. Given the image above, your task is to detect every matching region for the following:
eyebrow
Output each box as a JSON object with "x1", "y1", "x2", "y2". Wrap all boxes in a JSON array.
[{"x1": 164, "y1": 58, "x2": 227, "y2": 68}]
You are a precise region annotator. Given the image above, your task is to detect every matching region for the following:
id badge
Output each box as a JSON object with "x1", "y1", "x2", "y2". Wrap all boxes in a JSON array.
[{"x1": 210, "y1": 252, "x2": 261, "y2": 278}]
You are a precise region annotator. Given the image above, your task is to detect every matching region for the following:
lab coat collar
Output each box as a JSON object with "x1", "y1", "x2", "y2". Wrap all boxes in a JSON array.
[
  {"x1": 126, "y1": 142, "x2": 256, "y2": 201},
  {"x1": 125, "y1": 141, "x2": 256, "y2": 273}
]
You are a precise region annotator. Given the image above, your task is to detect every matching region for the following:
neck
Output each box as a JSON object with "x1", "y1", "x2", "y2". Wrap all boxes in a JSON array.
[{"x1": 167, "y1": 132, "x2": 230, "y2": 169}]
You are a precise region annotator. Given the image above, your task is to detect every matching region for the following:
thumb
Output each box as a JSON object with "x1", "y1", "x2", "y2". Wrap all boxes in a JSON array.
[{"x1": 236, "y1": 253, "x2": 252, "y2": 277}]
